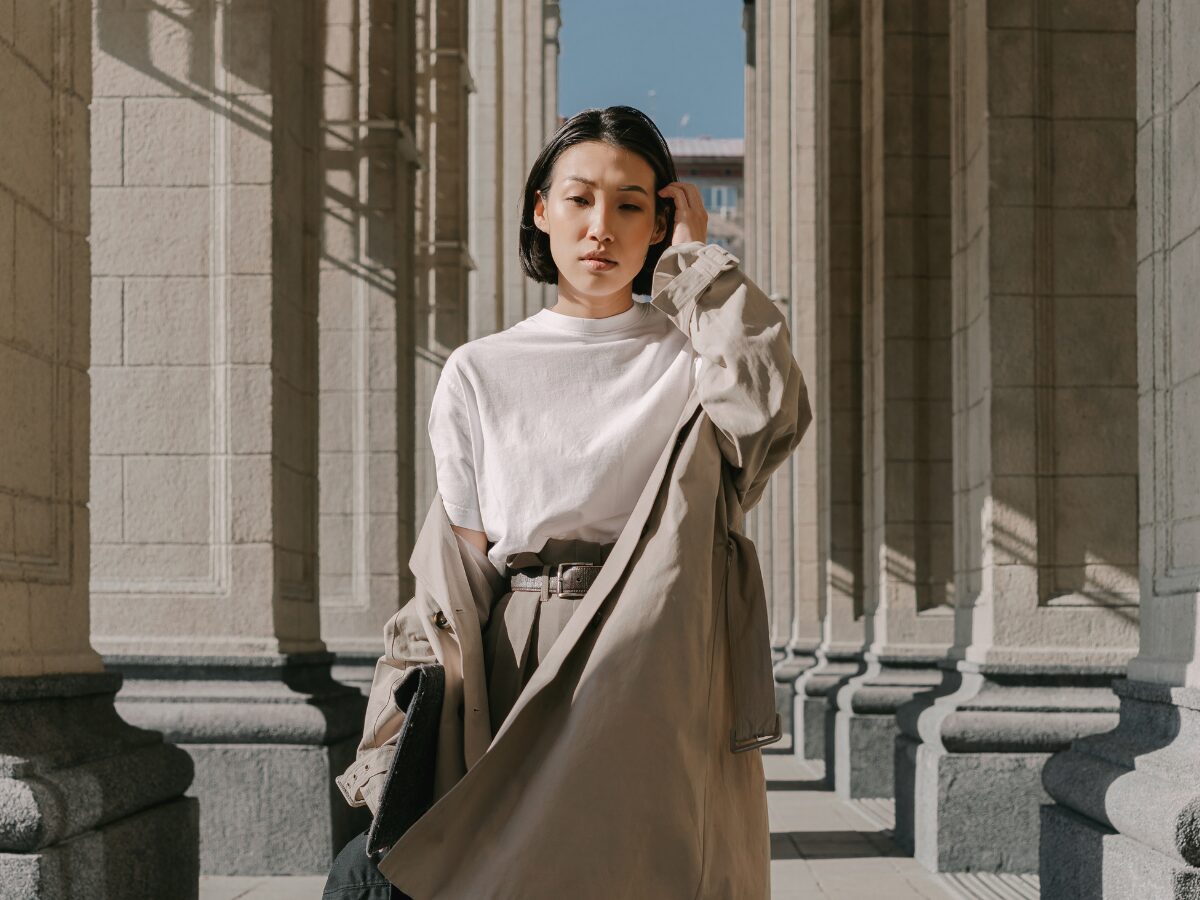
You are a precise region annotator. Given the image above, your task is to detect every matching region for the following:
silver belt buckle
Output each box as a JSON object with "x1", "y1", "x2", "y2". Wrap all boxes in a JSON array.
[{"x1": 555, "y1": 561, "x2": 592, "y2": 599}]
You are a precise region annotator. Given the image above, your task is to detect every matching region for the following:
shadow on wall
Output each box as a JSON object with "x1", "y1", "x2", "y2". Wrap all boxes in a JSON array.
[{"x1": 95, "y1": 0, "x2": 272, "y2": 142}]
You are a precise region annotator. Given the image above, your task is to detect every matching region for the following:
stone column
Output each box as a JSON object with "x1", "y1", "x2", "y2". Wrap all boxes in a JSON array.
[
  {"x1": 768, "y1": 0, "x2": 824, "y2": 746},
  {"x1": 795, "y1": 0, "x2": 866, "y2": 765},
  {"x1": 468, "y1": 0, "x2": 559, "y2": 341},
  {"x1": 746, "y1": 0, "x2": 809, "y2": 686},
  {"x1": 0, "y1": 3, "x2": 197, "y2": 895},
  {"x1": 542, "y1": 1, "x2": 560, "y2": 136},
  {"x1": 744, "y1": 0, "x2": 772, "y2": 586},
  {"x1": 1039, "y1": 1, "x2": 1200, "y2": 895},
  {"x1": 787, "y1": 0, "x2": 823, "y2": 684},
  {"x1": 524, "y1": 0, "x2": 553, "y2": 308},
  {"x1": 90, "y1": 0, "x2": 366, "y2": 874},
  {"x1": 413, "y1": 0, "x2": 474, "y2": 517},
  {"x1": 316, "y1": 1, "x2": 420, "y2": 694},
  {"x1": 467, "y1": 0, "x2": 502, "y2": 340},
  {"x1": 894, "y1": 0, "x2": 1139, "y2": 873},
  {"x1": 830, "y1": 0, "x2": 954, "y2": 802}
]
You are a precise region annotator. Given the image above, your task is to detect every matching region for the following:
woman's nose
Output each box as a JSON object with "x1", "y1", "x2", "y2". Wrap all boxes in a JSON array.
[{"x1": 587, "y1": 203, "x2": 616, "y2": 242}]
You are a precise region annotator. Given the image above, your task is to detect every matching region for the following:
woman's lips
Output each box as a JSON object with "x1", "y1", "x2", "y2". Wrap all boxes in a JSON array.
[{"x1": 581, "y1": 258, "x2": 617, "y2": 271}]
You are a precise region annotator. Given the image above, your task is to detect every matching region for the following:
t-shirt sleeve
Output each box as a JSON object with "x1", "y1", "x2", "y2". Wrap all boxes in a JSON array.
[{"x1": 427, "y1": 360, "x2": 486, "y2": 532}]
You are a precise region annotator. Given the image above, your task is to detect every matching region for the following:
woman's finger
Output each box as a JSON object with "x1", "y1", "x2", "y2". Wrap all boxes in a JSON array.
[{"x1": 660, "y1": 182, "x2": 689, "y2": 211}]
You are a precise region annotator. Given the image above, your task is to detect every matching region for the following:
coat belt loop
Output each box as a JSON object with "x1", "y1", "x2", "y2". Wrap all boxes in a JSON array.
[{"x1": 540, "y1": 564, "x2": 550, "y2": 603}]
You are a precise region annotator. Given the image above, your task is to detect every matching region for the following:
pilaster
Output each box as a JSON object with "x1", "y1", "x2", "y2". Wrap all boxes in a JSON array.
[
  {"x1": 1040, "y1": 0, "x2": 1200, "y2": 895},
  {"x1": 797, "y1": 0, "x2": 866, "y2": 766},
  {"x1": 317, "y1": 0, "x2": 420, "y2": 694},
  {"x1": 896, "y1": 0, "x2": 1139, "y2": 873},
  {"x1": 832, "y1": 0, "x2": 954, "y2": 801}
]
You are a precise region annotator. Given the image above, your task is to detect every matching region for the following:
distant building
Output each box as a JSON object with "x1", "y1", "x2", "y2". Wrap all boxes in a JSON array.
[{"x1": 665, "y1": 137, "x2": 745, "y2": 262}]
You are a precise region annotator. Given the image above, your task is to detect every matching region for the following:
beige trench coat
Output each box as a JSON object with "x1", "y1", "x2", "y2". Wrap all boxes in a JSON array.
[{"x1": 335, "y1": 241, "x2": 813, "y2": 899}]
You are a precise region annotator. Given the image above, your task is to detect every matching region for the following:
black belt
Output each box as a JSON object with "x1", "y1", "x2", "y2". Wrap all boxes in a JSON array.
[{"x1": 508, "y1": 562, "x2": 603, "y2": 599}]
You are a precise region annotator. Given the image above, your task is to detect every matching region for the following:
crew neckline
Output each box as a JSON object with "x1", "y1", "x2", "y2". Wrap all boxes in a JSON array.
[{"x1": 530, "y1": 301, "x2": 648, "y2": 335}]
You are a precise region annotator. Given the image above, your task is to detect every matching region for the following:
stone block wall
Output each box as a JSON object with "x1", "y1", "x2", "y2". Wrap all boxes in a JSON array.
[{"x1": 90, "y1": 0, "x2": 324, "y2": 657}]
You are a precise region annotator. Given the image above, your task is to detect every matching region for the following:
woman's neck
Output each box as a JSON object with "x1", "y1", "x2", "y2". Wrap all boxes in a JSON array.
[{"x1": 550, "y1": 283, "x2": 634, "y2": 319}]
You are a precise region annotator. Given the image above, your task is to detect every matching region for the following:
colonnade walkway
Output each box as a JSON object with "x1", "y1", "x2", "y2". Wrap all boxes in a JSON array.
[{"x1": 196, "y1": 749, "x2": 1037, "y2": 900}]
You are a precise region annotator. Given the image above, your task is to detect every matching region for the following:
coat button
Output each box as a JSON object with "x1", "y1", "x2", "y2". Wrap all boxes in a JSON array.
[{"x1": 433, "y1": 611, "x2": 449, "y2": 630}]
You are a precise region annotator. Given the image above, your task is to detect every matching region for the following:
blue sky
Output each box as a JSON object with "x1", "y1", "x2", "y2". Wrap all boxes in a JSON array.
[{"x1": 557, "y1": 0, "x2": 746, "y2": 139}]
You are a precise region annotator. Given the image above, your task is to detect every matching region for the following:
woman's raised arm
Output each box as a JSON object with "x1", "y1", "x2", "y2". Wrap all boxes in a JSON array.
[{"x1": 648, "y1": 240, "x2": 812, "y2": 514}]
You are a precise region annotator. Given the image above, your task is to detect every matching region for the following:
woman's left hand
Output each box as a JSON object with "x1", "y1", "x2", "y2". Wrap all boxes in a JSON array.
[{"x1": 658, "y1": 181, "x2": 708, "y2": 246}]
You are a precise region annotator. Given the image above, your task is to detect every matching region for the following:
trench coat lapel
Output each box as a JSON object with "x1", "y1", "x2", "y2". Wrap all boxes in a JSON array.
[{"x1": 488, "y1": 389, "x2": 704, "y2": 744}]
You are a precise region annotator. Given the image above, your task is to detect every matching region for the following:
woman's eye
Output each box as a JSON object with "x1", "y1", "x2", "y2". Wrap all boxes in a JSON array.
[{"x1": 565, "y1": 197, "x2": 640, "y2": 211}]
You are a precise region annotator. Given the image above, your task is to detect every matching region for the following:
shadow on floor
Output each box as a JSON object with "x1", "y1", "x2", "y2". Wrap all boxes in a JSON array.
[
  {"x1": 771, "y1": 829, "x2": 901, "y2": 861},
  {"x1": 765, "y1": 777, "x2": 828, "y2": 791}
]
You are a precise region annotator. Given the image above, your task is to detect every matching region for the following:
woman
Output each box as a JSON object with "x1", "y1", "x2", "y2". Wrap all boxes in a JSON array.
[{"x1": 327, "y1": 106, "x2": 811, "y2": 899}]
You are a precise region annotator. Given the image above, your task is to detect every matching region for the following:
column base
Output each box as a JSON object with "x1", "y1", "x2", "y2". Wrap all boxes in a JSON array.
[
  {"x1": 1040, "y1": 678, "x2": 1200, "y2": 899},
  {"x1": 331, "y1": 649, "x2": 379, "y2": 697},
  {"x1": 104, "y1": 653, "x2": 370, "y2": 876},
  {"x1": 833, "y1": 654, "x2": 943, "y2": 800},
  {"x1": 0, "y1": 673, "x2": 198, "y2": 900},
  {"x1": 893, "y1": 663, "x2": 1121, "y2": 873},
  {"x1": 774, "y1": 643, "x2": 819, "y2": 750},
  {"x1": 792, "y1": 648, "x2": 864, "y2": 764}
]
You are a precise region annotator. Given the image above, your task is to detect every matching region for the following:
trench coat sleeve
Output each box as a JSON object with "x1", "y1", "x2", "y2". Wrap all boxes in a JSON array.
[
  {"x1": 334, "y1": 531, "x2": 504, "y2": 815},
  {"x1": 649, "y1": 241, "x2": 813, "y2": 513}
]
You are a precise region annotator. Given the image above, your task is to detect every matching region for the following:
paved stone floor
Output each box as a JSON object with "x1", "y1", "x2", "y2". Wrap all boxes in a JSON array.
[{"x1": 197, "y1": 754, "x2": 1001, "y2": 899}]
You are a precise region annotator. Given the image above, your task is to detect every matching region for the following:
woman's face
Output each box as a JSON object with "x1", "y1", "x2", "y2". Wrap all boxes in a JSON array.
[{"x1": 533, "y1": 140, "x2": 668, "y2": 300}]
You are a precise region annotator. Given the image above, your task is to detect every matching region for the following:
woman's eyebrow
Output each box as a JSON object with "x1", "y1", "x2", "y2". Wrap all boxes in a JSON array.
[{"x1": 562, "y1": 175, "x2": 649, "y2": 196}]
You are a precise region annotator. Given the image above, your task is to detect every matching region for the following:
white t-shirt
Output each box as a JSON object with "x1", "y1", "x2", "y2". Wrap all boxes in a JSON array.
[{"x1": 427, "y1": 300, "x2": 700, "y2": 578}]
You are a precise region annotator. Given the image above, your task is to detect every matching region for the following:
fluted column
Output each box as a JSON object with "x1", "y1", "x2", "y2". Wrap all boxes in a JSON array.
[
  {"x1": 89, "y1": 0, "x2": 365, "y2": 874},
  {"x1": 1040, "y1": 1, "x2": 1200, "y2": 895},
  {"x1": 795, "y1": 0, "x2": 866, "y2": 765},
  {"x1": 831, "y1": 0, "x2": 954, "y2": 801},
  {"x1": 894, "y1": 0, "x2": 1139, "y2": 873},
  {"x1": 0, "y1": 3, "x2": 198, "y2": 895}
]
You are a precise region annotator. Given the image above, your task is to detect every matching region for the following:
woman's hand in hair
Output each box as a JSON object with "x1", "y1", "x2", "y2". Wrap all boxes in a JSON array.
[{"x1": 657, "y1": 182, "x2": 709, "y2": 247}]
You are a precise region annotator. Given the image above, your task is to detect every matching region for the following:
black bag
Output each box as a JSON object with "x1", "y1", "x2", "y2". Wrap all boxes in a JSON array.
[{"x1": 364, "y1": 662, "x2": 446, "y2": 861}]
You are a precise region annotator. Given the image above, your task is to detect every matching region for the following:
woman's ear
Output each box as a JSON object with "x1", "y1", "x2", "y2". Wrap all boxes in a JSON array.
[
  {"x1": 532, "y1": 189, "x2": 550, "y2": 234},
  {"x1": 651, "y1": 205, "x2": 669, "y2": 245}
]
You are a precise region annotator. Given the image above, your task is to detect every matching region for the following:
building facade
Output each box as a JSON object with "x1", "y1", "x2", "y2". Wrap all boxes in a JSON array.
[
  {"x1": 665, "y1": 136, "x2": 746, "y2": 262},
  {"x1": 1, "y1": 0, "x2": 1197, "y2": 896}
]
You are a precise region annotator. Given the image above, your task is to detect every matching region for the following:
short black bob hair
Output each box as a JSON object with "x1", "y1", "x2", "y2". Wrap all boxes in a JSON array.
[{"x1": 519, "y1": 105, "x2": 678, "y2": 297}]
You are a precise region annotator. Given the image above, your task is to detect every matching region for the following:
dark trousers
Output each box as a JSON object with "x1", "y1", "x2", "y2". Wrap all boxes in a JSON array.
[{"x1": 323, "y1": 831, "x2": 413, "y2": 900}]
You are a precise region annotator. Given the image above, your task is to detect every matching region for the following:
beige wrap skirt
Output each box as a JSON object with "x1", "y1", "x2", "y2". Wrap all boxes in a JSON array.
[{"x1": 482, "y1": 536, "x2": 616, "y2": 735}]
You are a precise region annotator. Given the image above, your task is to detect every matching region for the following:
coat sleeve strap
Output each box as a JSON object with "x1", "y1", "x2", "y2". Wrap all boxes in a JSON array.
[{"x1": 724, "y1": 529, "x2": 783, "y2": 752}]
